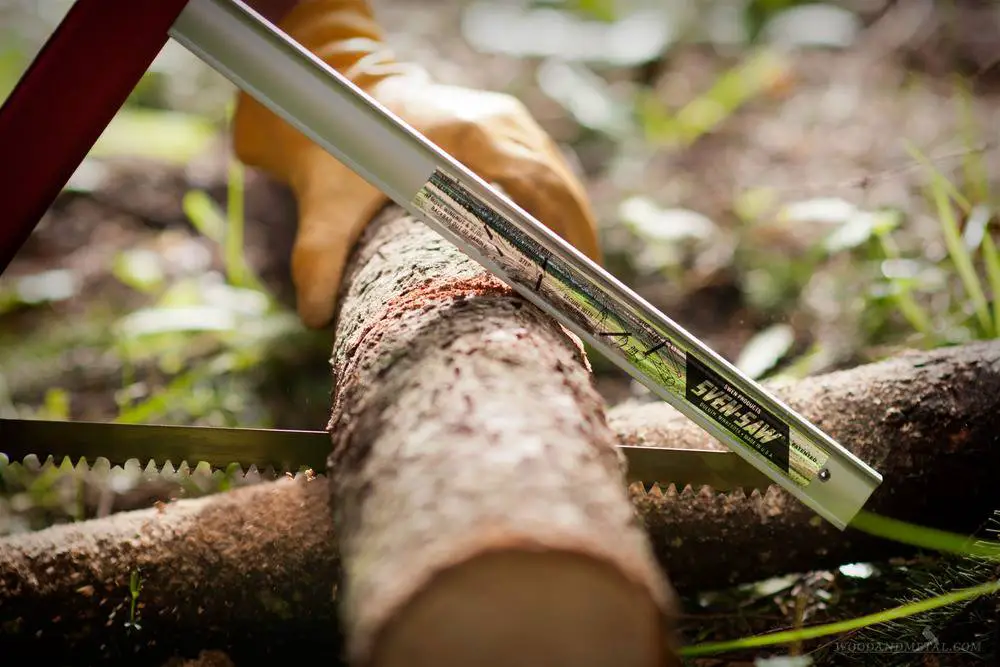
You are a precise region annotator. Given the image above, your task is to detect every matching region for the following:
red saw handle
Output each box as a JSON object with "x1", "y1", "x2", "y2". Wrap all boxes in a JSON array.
[{"x1": 0, "y1": 0, "x2": 191, "y2": 275}]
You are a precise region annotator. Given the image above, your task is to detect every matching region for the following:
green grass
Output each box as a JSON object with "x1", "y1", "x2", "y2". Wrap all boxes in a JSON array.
[
  {"x1": 871, "y1": 216, "x2": 936, "y2": 340},
  {"x1": 862, "y1": 81, "x2": 999, "y2": 347},
  {"x1": 905, "y1": 140, "x2": 994, "y2": 338},
  {"x1": 181, "y1": 155, "x2": 268, "y2": 296},
  {"x1": 682, "y1": 579, "x2": 1000, "y2": 657},
  {"x1": 124, "y1": 568, "x2": 143, "y2": 633},
  {"x1": 637, "y1": 48, "x2": 790, "y2": 149}
]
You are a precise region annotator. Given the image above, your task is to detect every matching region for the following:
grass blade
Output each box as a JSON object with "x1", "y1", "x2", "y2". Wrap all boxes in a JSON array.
[
  {"x1": 983, "y1": 232, "x2": 1000, "y2": 336},
  {"x1": 904, "y1": 141, "x2": 972, "y2": 214},
  {"x1": 955, "y1": 75, "x2": 990, "y2": 205},
  {"x1": 851, "y1": 510, "x2": 1000, "y2": 561},
  {"x1": 929, "y1": 173, "x2": 993, "y2": 336},
  {"x1": 905, "y1": 141, "x2": 993, "y2": 336},
  {"x1": 182, "y1": 190, "x2": 226, "y2": 245},
  {"x1": 680, "y1": 579, "x2": 1000, "y2": 657},
  {"x1": 874, "y1": 229, "x2": 935, "y2": 339},
  {"x1": 225, "y1": 157, "x2": 248, "y2": 288}
]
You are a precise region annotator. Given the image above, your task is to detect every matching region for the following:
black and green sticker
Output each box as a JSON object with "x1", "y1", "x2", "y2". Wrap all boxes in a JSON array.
[{"x1": 685, "y1": 353, "x2": 790, "y2": 474}]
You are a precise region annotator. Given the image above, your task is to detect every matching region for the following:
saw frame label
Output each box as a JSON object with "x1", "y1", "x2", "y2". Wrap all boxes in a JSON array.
[
  {"x1": 684, "y1": 353, "x2": 829, "y2": 486},
  {"x1": 685, "y1": 354, "x2": 790, "y2": 471}
]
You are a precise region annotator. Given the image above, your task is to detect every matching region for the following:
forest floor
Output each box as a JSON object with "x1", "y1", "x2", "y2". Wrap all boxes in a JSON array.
[{"x1": 2, "y1": 0, "x2": 1000, "y2": 665}]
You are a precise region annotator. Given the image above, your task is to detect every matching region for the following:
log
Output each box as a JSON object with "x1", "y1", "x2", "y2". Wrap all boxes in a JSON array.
[
  {"x1": 0, "y1": 204, "x2": 678, "y2": 667},
  {"x1": 321, "y1": 206, "x2": 677, "y2": 667},
  {"x1": 0, "y1": 477, "x2": 341, "y2": 665},
  {"x1": 3, "y1": 347, "x2": 998, "y2": 667},
  {"x1": 3, "y1": 207, "x2": 1000, "y2": 661},
  {"x1": 619, "y1": 337, "x2": 1000, "y2": 589}
]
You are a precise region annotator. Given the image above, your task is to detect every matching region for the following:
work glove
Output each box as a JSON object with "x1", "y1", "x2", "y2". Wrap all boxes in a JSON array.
[{"x1": 233, "y1": 0, "x2": 602, "y2": 329}]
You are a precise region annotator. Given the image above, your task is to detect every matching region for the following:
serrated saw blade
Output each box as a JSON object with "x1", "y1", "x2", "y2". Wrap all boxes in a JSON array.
[{"x1": 0, "y1": 418, "x2": 773, "y2": 492}]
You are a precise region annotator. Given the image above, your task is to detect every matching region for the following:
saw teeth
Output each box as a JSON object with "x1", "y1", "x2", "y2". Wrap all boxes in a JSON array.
[
  {"x1": 2, "y1": 456, "x2": 769, "y2": 498},
  {"x1": 623, "y1": 478, "x2": 766, "y2": 501},
  {"x1": 0, "y1": 454, "x2": 314, "y2": 485}
]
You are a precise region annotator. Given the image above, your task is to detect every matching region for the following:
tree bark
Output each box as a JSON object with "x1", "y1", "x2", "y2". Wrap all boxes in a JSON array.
[
  {"x1": 0, "y1": 476, "x2": 341, "y2": 665},
  {"x1": 0, "y1": 204, "x2": 678, "y2": 667},
  {"x1": 321, "y1": 206, "x2": 677, "y2": 667},
  {"x1": 3, "y1": 207, "x2": 1000, "y2": 663},
  {"x1": 618, "y1": 337, "x2": 1000, "y2": 589}
]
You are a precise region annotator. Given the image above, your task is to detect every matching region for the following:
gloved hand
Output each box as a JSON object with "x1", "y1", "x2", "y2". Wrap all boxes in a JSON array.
[{"x1": 233, "y1": 0, "x2": 602, "y2": 329}]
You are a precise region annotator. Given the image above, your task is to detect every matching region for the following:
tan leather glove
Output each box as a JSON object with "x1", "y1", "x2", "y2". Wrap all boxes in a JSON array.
[{"x1": 233, "y1": 0, "x2": 602, "y2": 329}]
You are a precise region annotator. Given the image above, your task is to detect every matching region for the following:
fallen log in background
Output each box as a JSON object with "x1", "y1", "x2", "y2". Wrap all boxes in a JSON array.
[
  {"x1": 620, "y1": 337, "x2": 1000, "y2": 589},
  {"x1": 3, "y1": 204, "x2": 1000, "y2": 661},
  {"x1": 0, "y1": 204, "x2": 678, "y2": 667}
]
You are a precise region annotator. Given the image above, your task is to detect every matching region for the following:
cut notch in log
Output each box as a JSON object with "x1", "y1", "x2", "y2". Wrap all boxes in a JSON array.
[{"x1": 323, "y1": 204, "x2": 680, "y2": 666}]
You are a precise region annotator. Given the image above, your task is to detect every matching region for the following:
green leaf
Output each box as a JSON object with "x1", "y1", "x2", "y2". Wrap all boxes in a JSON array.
[
  {"x1": 112, "y1": 249, "x2": 166, "y2": 294},
  {"x1": 39, "y1": 388, "x2": 70, "y2": 421},
  {"x1": 682, "y1": 579, "x2": 1000, "y2": 657},
  {"x1": 926, "y1": 161, "x2": 993, "y2": 336},
  {"x1": 90, "y1": 109, "x2": 216, "y2": 164},
  {"x1": 982, "y1": 232, "x2": 1000, "y2": 337},
  {"x1": 873, "y1": 227, "x2": 935, "y2": 340},
  {"x1": 183, "y1": 190, "x2": 226, "y2": 244}
]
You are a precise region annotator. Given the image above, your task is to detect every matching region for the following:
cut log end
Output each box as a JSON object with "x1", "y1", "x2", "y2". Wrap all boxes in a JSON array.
[{"x1": 372, "y1": 549, "x2": 675, "y2": 667}]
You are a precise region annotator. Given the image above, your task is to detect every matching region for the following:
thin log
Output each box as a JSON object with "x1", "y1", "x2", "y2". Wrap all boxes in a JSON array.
[
  {"x1": 617, "y1": 337, "x2": 1000, "y2": 590},
  {"x1": 0, "y1": 204, "x2": 678, "y2": 667},
  {"x1": 322, "y1": 206, "x2": 677, "y2": 667}
]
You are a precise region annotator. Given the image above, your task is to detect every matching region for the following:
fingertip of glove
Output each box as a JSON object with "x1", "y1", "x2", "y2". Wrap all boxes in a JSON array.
[
  {"x1": 291, "y1": 241, "x2": 346, "y2": 330},
  {"x1": 296, "y1": 288, "x2": 338, "y2": 330}
]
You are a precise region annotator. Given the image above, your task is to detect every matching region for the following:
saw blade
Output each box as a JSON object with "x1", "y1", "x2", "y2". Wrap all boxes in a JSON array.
[{"x1": 0, "y1": 418, "x2": 774, "y2": 492}]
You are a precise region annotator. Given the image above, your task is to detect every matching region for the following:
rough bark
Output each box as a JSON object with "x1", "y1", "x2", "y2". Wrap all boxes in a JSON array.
[
  {"x1": 0, "y1": 476, "x2": 340, "y2": 665},
  {"x1": 3, "y1": 209, "x2": 1000, "y2": 662},
  {"x1": 322, "y1": 207, "x2": 678, "y2": 667},
  {"x1": 0, "y1": 205, "x2": 678, "y2": 667},
  {"x1": 619, "y1": 337, "x2": 1000, "y2": 589}
]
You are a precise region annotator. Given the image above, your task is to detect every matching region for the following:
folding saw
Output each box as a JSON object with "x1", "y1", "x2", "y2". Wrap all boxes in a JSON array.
[{"x1": 0, "y1": 0, "x2": 882, "y2": 529}]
